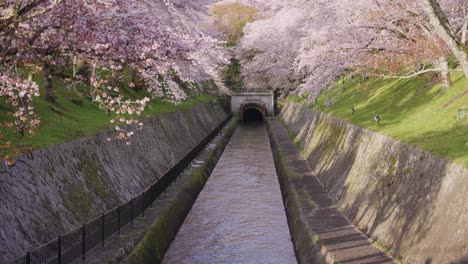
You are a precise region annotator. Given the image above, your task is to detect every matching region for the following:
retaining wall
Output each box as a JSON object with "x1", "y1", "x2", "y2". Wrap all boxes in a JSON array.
[
  {"x1": 0, "y1": 102, "x2": 227, "y2": 263},
  {"x1": 280, "y1": 101, "x2": 468, "y2": 264}
]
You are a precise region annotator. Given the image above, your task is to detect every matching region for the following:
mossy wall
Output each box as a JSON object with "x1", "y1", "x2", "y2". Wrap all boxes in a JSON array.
[
  {"x1": 280, "y1": 101, "x2": 468, "y2": 264},
  {"x1": 0, "y1": 102, "x2": 227, "y2": 263},
  {"x1": 267, "y1": 120, "x2": 325, "y2": 264}
]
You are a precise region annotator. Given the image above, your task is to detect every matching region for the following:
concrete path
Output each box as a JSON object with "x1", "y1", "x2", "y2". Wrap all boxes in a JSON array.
[{"x1": 162, "y1": 124, "x2": 297, "y2": 264}]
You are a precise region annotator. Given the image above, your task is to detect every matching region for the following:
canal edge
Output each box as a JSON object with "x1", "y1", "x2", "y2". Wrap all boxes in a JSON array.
[{"x1": 126, "y1": 117, "x2": 238, "y2": 264}]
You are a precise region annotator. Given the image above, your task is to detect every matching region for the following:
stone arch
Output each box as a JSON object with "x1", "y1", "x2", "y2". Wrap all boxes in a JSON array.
[
  {"x1": 240, "y1": 103, "x2": 266, "y2": 122},
  {"x1": 231, "y1": 90, "x2": 274, "y2": 117}
]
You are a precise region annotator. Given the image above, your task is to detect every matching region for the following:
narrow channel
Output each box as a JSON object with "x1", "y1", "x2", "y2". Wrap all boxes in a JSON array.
[{"x1": 162, "y1": 121, "x2": 297, "y2": 264}]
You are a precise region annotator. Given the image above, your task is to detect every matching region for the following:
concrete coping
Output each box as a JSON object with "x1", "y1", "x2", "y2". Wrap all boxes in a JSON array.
[{"x1": 231, "y1": 90, "x2": 274, "y2": 96}]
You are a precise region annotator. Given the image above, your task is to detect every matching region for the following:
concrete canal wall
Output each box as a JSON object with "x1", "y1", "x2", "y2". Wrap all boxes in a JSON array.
[
  {"x1": 0, "y1": 102, "x2": 227, "y2": 263},
  {"x1": 279, "y1": 101, "x2": 468, "y2": 264}
]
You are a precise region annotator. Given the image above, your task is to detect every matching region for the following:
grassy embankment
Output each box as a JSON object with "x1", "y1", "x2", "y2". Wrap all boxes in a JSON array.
[
  {"x1": 288, "y1": 72, "x2": 468, "y2": 168},
  {"x1": 0, "y1": 73, "x2": 217, "y2": 159}
]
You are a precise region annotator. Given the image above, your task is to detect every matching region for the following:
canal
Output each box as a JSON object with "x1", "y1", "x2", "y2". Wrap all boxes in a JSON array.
[{"x1": 162, "y1": 123, "x2": 297, "y2": 264}]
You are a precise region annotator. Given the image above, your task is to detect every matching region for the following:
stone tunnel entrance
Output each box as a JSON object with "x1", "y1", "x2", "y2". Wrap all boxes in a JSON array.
[
  {"x1": 241, "y1": 103, "x2": 266, "y2": 123},
  {"x1": 231, "y1": 90, "x2": 274, "y2": 122}
]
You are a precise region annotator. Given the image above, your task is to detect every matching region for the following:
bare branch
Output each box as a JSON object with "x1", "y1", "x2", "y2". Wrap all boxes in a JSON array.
[{"x1": 372, "y1": 68, "x2": 462, "y2": 79}]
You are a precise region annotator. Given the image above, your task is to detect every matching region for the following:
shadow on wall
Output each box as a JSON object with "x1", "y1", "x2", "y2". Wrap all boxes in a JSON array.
[
  {"x1": 281, "y1": 102, "x2": 467, "y2": 263},
  {"x1": 406, "y1": 124, "x2": 468, "y2": 167},
  {"x1": 305, "y1": 123, "x2": 448, "y2": 261},
  {"x1": 425, "y1": 256, "x2": 468, "y2": 264}
]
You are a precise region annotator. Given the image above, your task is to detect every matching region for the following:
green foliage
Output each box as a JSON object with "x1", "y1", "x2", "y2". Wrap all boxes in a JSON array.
[
  {"x1": 222, "y1": 57, "x2": 243, "y2": 90},
  {"x1": 372, "y1": 240, "x2": 403, "y2": 263},
  {"x1": 279, "y1": 118, "x2": 303, "y2": 152},
  {"x1": 77, "y1": 150, "x2": 112, "y2": 202},
  {"x1": 198, "y1": 79, "x2": 219, "y2": 91},
  {"x1": 290, "y1": 72, "x2": 468, "y2": 167},
  {"x1": 313, "y1": 234, "x2": 320, "y2": 244},
  {"x1": 211, "y1": 2, "x2": 258, "y2": 46}
]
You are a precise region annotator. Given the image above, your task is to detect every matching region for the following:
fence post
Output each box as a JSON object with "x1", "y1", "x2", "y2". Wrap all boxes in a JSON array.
[
  {"x1": 58, "y1": 236, "x2": 62, "y2": 264},
  {"x1": 117, "y1": 205, "x2": 121, "y2": 235},
  {"x1": 152, "y1": 184, "x2": 158, "y2": 206},
  {"x1": 101, "y1": 214, "x2": 105, "y2": 247},
  {"x1": 26, "y1": 251, "x2": 30, "y2": 264},
  {"x1": 130, "y1": 198, "x2": 134, "y2": 225},
  {"x1": 82, "y1": 224, "x2": 86, "y2": 262},
  {"x1": 148, "y1": 184, "x2": 155, "y2": 208},
  {"x1": 142, "y1": 193, "x2": 145, "y2": 217}
]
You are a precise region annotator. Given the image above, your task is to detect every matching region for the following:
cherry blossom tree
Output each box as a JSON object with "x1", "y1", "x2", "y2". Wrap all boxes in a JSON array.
[
  {"x1": 355, "y1": 1, "x2": 453, "y2": 89},
  {"x1": 4, "y1": 0, "x2": 466, "y2": 143},
  {"x1": 1, "y1": 0, "x2": 228, "y2": 142},
  {"x1": 361, "y1": 0, "x2": 468, "y2": 88},
  {"x1": 237, "y1": 3, "x2": 306, "y2": 92},
  {"x1": 440, "y1": 0, "x2": 468, "y2": 43},
  {"x1": 0, "y1": 74, "x2": 40, "y2": 138},
  {"x1": 422, "y1": 0, "x2": 468, "y2": 79},
  {"x1": 236, "y1": 0, "x2": 468, "y2": 100},
  {"x1": 237, "y1": 0, "x2": 376, "y2": 100}
]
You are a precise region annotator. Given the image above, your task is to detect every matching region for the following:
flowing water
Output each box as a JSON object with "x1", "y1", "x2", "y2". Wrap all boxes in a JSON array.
[{"x1": 162, "y1": 123, "x2": 297, "y2": 264}]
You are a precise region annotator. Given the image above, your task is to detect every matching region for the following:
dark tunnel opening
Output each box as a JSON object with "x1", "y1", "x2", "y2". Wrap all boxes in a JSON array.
[{"x1": 243, "y1": 108, "x2": 264, "y2": 123}]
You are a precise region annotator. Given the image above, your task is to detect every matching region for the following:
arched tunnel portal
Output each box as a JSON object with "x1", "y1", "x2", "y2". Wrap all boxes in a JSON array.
[
  {"x1": 231, "y1": 90, "x2": 274, "y2": 121},
  {"x1": 240, "y1": 103, "x2": 266, "y2": 123}
]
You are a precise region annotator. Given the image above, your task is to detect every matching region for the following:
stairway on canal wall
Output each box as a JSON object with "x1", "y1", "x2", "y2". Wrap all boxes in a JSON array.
[{"x1": 269, "y1": 119, "x2": 396, "y2": 264}]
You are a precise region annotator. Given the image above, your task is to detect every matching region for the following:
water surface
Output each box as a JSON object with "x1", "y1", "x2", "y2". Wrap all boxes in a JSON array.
[{"x1": 162, "y1": 123, "x2": 297, "y2": 264}]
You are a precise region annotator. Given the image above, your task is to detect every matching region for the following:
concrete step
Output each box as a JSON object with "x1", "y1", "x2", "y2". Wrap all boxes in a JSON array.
[{"x1": 268, "y1": 120, "x2": 396, "y2": 264}]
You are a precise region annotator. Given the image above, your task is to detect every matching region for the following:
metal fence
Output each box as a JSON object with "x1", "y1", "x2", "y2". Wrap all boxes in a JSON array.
[{"x1": 11, "y1": 114, "x2": 233, "y2": 264}]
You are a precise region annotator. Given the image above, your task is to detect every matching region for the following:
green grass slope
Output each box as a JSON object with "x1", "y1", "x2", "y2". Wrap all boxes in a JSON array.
[
  {"x1": 0, "y1": 76, "x2": 217, "y2": 159},
  {"x1": 289, "y1": 72, "x2": 468, "y2": 168}
]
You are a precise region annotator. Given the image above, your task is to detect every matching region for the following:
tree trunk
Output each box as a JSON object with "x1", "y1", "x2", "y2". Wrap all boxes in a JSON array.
[
  {"x1": 439, "y1": 57, "x2": 451, "y2": 90},
  {"x1": 43, "y1": 63, "x2": 56, "y2": 102},
  {"x1": 77, "y1": 63, "x2": 91, "y2": 85},
  {"x1": 462, "y1": 16, "x2": 468, "y2": 44},
  {"x1": 423, "y1": 0, "x2": 468, "y2": 78},
  {"x1": 130, "y1": 69, "x2": 143, "y2": 91}
]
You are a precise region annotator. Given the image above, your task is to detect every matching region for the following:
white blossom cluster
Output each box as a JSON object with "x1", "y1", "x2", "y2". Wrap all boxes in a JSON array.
[{"x1": 0, "y1": 75, "x2": 41, "y2": 136}]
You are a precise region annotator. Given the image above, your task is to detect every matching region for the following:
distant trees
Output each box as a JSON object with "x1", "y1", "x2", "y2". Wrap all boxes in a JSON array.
[
  {"x1": 211, "y1": 2, "x2": 258, "y2": 46},
  {"x1": 238, "y1": 3, "x2": 306, "y2": 91},
  {"x1": 222, "y1": 57, "x2": 243, "y2": 90}
]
